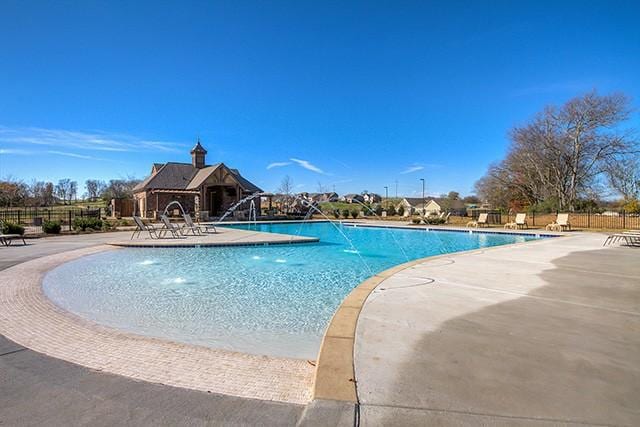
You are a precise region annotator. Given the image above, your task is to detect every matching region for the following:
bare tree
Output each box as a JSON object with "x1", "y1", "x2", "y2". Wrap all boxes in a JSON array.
[
  {"x1": 85, "y1": 179, "x2": 107, "y2": 201},
  {"x1": 28, "y1": 181, "x2": 55, "y2": 206},
  {"x1": 55, "y1": 179, "x2": 71, "y2": 204},
  {"x1": 0, "y1": 177, "x2": 28, "y2": 207},
  {"x1": 605, "y1": 155, "x2": 640, "y2": 201},
  {"x1": 476, "y1": 91, "x2": 637, "y2": 210},
  {"x1": 101, "y1": 177, "x2": 141, "y2": 200},
  {"x1": 277, "y1": 175, "x2": 294, "y2": 213}
]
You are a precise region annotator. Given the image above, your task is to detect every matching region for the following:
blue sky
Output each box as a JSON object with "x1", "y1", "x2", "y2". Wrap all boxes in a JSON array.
[{"x1": 1, "y1": 1, "x2": 638, "y2": 197}]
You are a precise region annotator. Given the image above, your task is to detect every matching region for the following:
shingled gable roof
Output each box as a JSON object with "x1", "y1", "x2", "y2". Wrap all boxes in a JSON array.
[
  {"x1": 402, "y1": 197, "x2": 466, "y2": 209},
  {"x1": 185, "y1": 164, "x2": 223, "y2": 190},
  {"x1": 133, "y1": 162, "x2": 262, "y2": 193}
]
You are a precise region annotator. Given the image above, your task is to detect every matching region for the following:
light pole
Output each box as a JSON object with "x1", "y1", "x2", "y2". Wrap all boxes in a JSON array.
[
  {"x1": 420, "y1": 178, "x2": 425, "y2": 216},
  {"x1": 384, "y1": 186, "x2": 388, "y2": 208}
]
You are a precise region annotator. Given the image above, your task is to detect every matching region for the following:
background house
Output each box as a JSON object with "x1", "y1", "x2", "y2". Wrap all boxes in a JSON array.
[
  {"x1": 133, "y1": 140, "x2": 261, "y2": 219},
  {"x1": 396, "y1": 197, "x2": 466, "y2": 216},
  {"x1": 363, "y1": 193, "x2": 382, "y2": 203},
  {"x1": 340, "y1": 194, "x2": 365, "y2": 204}
]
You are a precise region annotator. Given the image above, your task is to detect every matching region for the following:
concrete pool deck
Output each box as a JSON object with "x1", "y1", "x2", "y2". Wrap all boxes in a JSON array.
[
  {"x1": 308, "y1": 231, "x2": 640, "y2": 426},
  {"x1": 1, "y1": 226, "x2": 639, "y2": 425}
]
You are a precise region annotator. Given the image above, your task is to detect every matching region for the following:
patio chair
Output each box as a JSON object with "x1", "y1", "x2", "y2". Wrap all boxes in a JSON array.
[
  {"x1": 0, "y1": 233, "x2": 26, "y2": 246},
  {"x1": 466, "y1": 213, "x2": 489, "y2": 228},
  {"x1": 505, "y1": 213, "x2": 528, "y2": 230},
  {"x1": 0, "y1": 219, "x2": 26, "y2": 246},
  {"x1": 160, "y1": 215, "x2": 186, "y2": 238},
  {"x1": 182, "y1": 214, "x2": 217, "y2": 235},
  {"x1": 131, "y1": 216, "x2": 160, "y2": 240},
  {"x1": 603, "y1": 232, "x2": 640, "y2": 247},
  {"x1": 545, "y1": 213, "x2": 571, "y2": 232}
]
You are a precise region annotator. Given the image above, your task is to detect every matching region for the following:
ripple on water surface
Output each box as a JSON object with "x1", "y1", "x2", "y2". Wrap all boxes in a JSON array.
[{"x1": 43, "y1": 223, "x2": 537, "y2": 359}]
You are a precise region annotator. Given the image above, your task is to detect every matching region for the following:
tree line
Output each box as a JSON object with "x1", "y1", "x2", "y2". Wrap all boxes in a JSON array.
[
  {"x1": 0, "y1": 177, "x2": 140, "y2": 207},
  {"x1": 475, "y1": 91, "x2": 639, "y2": 212}
]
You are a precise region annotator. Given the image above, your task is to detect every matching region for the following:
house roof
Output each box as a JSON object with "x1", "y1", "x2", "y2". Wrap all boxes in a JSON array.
[
  {"x1": 185, "y1": 164, "x2": 222, "y2": 190},
  {"x1": 133, "y1": 163, "x2": 197, "y2": 192},
  {"x1": 134, "y1": 162, "x2": 261, "y2": 193},
  {"x1": 190, "y1": 140, "x2": 207, "y2": 154},
  {"x1": 229, "y1": 168, "x2": 262, "y2": 193},
  {"x1": 401, "y1": 197, "x2": 466, "y2": 209}
]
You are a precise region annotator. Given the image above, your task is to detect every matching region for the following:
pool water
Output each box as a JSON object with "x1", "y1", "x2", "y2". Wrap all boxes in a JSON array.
[{"x1": 43, "y1": 222, "x2": 538, "y2": 359}]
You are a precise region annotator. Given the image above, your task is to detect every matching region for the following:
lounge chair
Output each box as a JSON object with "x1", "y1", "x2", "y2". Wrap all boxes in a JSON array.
[
  {"x1": 0, "y1": 219, "x2": 27, "y2": 246},
  {"x1": 603, "y1": 232, "x2": 640, "y2": 247},
  {"x1": 182, "y1": 214, "x2": 216, "y2": 235},
  {"x1": 546, "y1": 213, "x2": 571, "y2": 232},
  {"x1": 132, "y1": 216, "x2": 161, "y2": 240},
  {"x1": 0, "y1": 233, "x2": 26, "y2": 246},
  {"x1": 505, "y1": 213, "x2": 528, "y2": 230},
  {"x1": 444, "y1": 212, "x2": 451, "y2": 224},
  {"x1": 159, "y1": 215, "x2": 186, "y2": 238},
  {"x1": 466, "y1": 213, "x2": 489, "y2": 228}
]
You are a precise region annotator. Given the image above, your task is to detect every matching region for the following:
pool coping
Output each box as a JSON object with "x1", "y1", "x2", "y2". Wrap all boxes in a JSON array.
[
  {"x1": 108, "y1": 226, "x2": 320, "y2": 248},
  {"x1": 311, "y1": 228, "x2": 567, "y2": 403}
]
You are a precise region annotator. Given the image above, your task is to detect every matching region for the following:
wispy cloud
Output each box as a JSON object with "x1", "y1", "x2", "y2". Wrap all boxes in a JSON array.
[
  {"x1": 0, "y1": 126, "x2": 184, "y2": 153},
  {"x1": 266, "y1": 161, "x2": 292, "y2": 170},
  {"x1": 266, "y1": 157, "x2": 327, "y2": 174},
  {"x1": 47, "y1": 150, "x2": 106, "y2": 161},
  {"x1": 290, "y1": 158, "x2": 325, "y2": 174},
  {"x1": 400, "y1": 165, "x2": 424, "y2": 174},
  {"x1": 0, "y1": 148, "x2": 32, "y2": 155}
]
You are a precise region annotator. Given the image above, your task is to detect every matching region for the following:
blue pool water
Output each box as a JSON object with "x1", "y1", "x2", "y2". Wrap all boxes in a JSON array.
[{"x1": 43, "y1": 222, "x2": 539, "y2": 359}]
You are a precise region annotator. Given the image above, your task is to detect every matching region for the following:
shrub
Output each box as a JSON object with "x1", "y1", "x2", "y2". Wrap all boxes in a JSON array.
[
  {"x1": 333, "y1": 209, "x2": 340, "y2": 219},
  {"x1": 387, "y1": 205, "x2": 396, "y2": 216},
  {"x1": 397, "y1": 206, "x2": 405, "y2": 216},
  {"x1": 623, "y1": 199, "x2": 640, "y2": 214},
  {"x1": 42, "y1": 220, "x2": 62, "y2": 234},
  {"x1": 342, "y1": 209, "x2": 350, "y2": 219},
  {"x1": 2, "y1": 221, "x2": 25, "y2": 235},
  {"x1": 374, "y1": 205, "x2": 383, "y2": 216},
  {"x1": 350, "y1": 209, "x2": 359, "y2": 219},
  {"x1": 411, "y1": 217, "x2": 422, "y2": 224},
  {"x1": 73, "y1": 217, "x2": 103, "y2": 231}
]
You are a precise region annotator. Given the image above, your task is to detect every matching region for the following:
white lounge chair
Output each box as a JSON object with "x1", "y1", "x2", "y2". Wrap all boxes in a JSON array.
[
  {"x1": 132, "y1": 216, "x2": 160, "y2": 240},
  {"x1": 505, "y1": 213, "x2": 528, "y2": 230},
  {"x1": 182, "y1": 214, "x2": 216, "y2": 235},
  {"x1": 467, "y1": 213, "x2": 489, "y2": 228},
  {"x1": 546, "y1": 213, "x2": 571, "y2": 232}
]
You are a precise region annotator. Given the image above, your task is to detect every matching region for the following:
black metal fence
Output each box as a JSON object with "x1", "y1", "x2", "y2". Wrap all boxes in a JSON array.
[
  {"x1": 0, "y1": 207, "x2": 102, "y2": 232},
  {"x1": 499, "y1": 209, "x2": 639, "y2": 230}
]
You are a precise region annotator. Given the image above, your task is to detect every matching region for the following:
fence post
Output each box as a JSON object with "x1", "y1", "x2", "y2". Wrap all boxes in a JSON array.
[
  {"x1": 532, "y1": 210, "x2": 535, "y2": 226},
  {"x1": 68, "y1": 211, "x2": 72, "y2": 232},
  {"x1": 17, "y1": 210, "x2": 21, "y2": 224},
  {"x1": 623, "y1": 209, "x2": 626, "y2": 229},
  {"x1": 588, "y1": 210, "x2": 591, "y2": 228}
]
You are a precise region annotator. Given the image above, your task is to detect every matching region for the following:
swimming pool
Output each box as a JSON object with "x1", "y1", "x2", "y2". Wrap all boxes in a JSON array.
[{"x1": 43, "y1": 222, "x2": 539, "y2": 359}]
